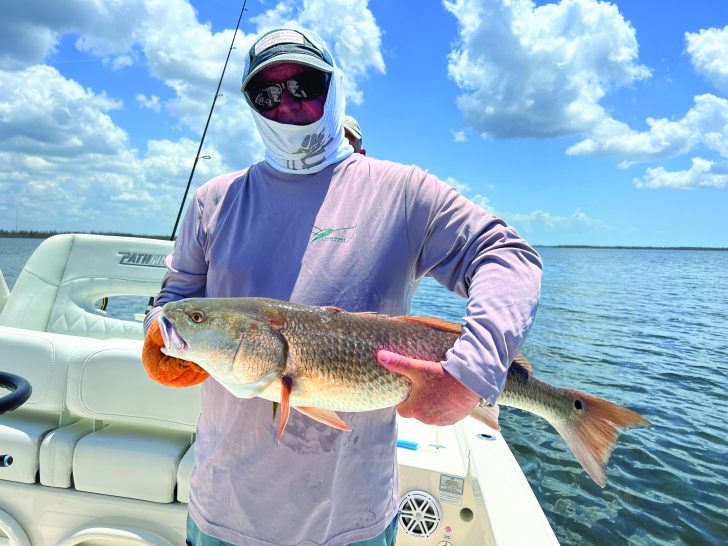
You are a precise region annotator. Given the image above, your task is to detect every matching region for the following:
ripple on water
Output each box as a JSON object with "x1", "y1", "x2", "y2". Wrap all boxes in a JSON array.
[{"x1": 412, "y1": 248, "x2": 728, "y2": 545}]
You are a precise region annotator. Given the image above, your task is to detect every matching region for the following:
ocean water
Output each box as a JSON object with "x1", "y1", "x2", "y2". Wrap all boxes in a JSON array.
[{"x1": 1, "y1": 238, "x2": 727, "y2": 545}]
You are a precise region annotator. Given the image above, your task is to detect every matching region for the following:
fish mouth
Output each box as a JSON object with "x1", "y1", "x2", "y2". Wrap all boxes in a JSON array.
[{"x1": 158, "y1": 315, "x2": 188, "y2": 354}]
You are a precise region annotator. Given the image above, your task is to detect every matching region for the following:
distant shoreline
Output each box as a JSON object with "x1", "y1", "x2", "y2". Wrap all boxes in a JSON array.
[
  {"x1": 0, "y1": 230, "x2": 168, "y2": 241},
  {"x1": 0, "y1": 230, "x2": 725, "y2": 251},
  {"x1": 540, "y1": 244, "x2": 728, "y2": 251}
]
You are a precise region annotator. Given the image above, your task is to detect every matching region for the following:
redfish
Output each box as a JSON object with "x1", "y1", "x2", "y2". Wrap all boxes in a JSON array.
[{"x1": 158, "y1": 297, "x2": 649, "y2": 487}]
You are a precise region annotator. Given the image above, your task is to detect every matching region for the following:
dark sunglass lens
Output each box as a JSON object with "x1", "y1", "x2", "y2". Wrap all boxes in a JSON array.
[
  {"x1": 287, "y1": 71, "x2": 327, "y2": 99},
  {"x1": 250, "y1": 85, "x2": 281, "y2": 112}
]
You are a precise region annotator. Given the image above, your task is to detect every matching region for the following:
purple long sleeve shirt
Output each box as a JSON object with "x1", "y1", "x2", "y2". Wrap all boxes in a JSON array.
[{"x1": 150, "y1": 153, "x2": 542, "y2": 545}]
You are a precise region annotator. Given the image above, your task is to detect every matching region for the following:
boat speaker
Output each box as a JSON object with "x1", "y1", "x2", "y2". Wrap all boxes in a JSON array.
[{"x1": 398, "y1": 490, "x2": 442, "y2": 538}]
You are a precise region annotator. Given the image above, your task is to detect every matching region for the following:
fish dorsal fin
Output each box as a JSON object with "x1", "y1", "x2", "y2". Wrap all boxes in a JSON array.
[
  {"x1": 511, "y1": 353, "x2": 534, "y2": 373},
  {"x1": 326, "y1": 306, "x2": 381, "y2": 317},
  {"x1": 392, "y1": 316, "x2": 463, "y2": 334}
]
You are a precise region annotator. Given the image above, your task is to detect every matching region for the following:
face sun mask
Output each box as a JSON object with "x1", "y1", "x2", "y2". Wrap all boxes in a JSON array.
[{"x1": 241, "y1": 28, "x2": 352, "y2": 174}]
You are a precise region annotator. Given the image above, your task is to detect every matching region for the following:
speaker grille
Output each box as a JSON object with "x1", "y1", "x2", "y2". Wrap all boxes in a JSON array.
[{"x1": 398, "y1": 490, "x2": 442, "y2": 538}]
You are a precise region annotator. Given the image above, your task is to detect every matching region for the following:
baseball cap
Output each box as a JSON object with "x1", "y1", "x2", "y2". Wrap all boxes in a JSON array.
[
  {"x1": 343, "y1": 115, "x2": 362, "y2": 140},
  {"x1": 241, "y1": 28, "x2": 334, "y2": 92}
]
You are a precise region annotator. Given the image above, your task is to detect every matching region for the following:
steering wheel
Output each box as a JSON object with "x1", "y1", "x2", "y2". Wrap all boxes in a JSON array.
[
  {"x1": 0, "y1": 371, "x2": 31, "y2": 415},
  {"x1": 0, "y1": 371, "x2": 31, "y2": 468}
]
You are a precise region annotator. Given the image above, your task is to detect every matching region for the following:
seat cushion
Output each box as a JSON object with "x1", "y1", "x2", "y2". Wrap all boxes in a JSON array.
[
  {"x1": 0, "y1": 411, "x2": 60, "y2": 483},
  {"x1": 176, "y1": 442, "x2": 195, "y2": 503},
  {"x1": 39, "y1": 419, "x2": 95, "y2": 488},
  {"x1": 73, "y1": 423, "x2": 192, "y2": 503}
]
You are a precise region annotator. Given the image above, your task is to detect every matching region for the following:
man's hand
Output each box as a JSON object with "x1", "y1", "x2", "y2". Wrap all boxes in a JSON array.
[
  {"x1": 142, "y1": 319, "x2": 209, "y2": 387},
  {"x1": 377, "y1": 350, "x2": 480, "y2": 426}
]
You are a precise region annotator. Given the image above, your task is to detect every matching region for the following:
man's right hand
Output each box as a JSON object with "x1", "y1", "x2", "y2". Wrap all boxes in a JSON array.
[{"x1": 142, "y1": 319, "x2": 209, "y2": 387}]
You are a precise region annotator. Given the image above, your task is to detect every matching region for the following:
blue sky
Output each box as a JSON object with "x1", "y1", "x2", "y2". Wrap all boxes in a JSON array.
[{"x1": 1, "y1": 0, "x2": 726, "y2": 246}]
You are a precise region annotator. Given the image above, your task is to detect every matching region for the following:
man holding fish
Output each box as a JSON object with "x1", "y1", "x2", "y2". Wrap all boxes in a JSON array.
[{"x1": 142, "y1": 27, "x2": 543, "y2": 546}]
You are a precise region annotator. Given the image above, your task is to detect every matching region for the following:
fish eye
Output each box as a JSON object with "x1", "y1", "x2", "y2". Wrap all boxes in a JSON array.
[{"x1": 189, "y1": 311, "x2": 206, "y2": 323}]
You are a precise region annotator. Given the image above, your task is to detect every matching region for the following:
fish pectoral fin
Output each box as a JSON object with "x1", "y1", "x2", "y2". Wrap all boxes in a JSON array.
[
  {"x1": 294, "y1": 406, "x2": 352, "y2": 432},
  {"x1": 469, "y1": 404, "x2": 501, "y2": 430},
  {"x1": 277, "y1": 377, "x2": 293, "y2": 445}
]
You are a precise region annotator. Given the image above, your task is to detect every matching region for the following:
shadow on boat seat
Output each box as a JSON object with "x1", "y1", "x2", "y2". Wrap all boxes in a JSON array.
[{"x1": 0, "y1": 234, "x2": 201, "y2": 505}]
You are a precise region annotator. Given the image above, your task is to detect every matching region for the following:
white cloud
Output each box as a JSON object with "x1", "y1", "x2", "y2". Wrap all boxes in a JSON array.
[
  {"x1": 0, "y1": 0, "x2": 387, "y2": 232},
  {"x1": 443, "y1": 176, "x2": 471, "y2": 193},
  {"x1": 471, "y1": 194, "x2": 495, "y2": 213},
  {"x1": 443, "y1": 0, "x2": 650, "y2": 139},
  {"x1": 0, "y1": 65, "x2": 126, "y2": 156},
  {"x1": 136, "y1": 93, "x2": 161, "y2": 112},
  {"x1": 566, "y1": 93, "x2": 728, "y2": 164},
  {"x1": 452, "y1": 130, "x2": 467, "y2": 142},
  {"x1": 507, "y1": 208, "x2": 612, "y2": 232},
  {"x1": 0, "y1": 0, "x2": 147, "y2": 70},
  {"x1": 686, "y1": 25, "x2": 728, "y2": 93},
  {"x1": 634, "y1": 157, "x2": 728, "y2": 190}
]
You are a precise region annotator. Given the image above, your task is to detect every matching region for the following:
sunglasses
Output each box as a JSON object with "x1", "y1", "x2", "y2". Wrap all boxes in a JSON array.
[{"x1": 246, "y1": 70, "x2": 330, "y2": 112}]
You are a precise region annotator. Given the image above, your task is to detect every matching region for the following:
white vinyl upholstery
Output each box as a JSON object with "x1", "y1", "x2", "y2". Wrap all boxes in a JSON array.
[
  {"x1": 73, "y1": 424, "x2": 192, "y2": 503},
  {"x1": 0, "y1": 234, "x2": 172, "y2": 340},
  {"x1": 0, "y1": 270, "x2": 9, "y2": 314},
  {"x1": 0, "y1": 234, "x2": 201, "y2": 505},
  {"x1": 64, "y1": 340, "x2": 201, "y2": 430},
  {"x1": 39, "y1": 419, "x2": 95, "y2": 488},
  {"x1": 62, "y1": 333, "x2": 199, "y2": 502},
  {"x1": 0, "y1": 411, "x2": 60, "y2": 483},
  {"x1": 176, "y1": 443, "x2": 195, "y2": 503},
  {"x1": 0, "y1": 328, "x2": 86, "y2": 484}
]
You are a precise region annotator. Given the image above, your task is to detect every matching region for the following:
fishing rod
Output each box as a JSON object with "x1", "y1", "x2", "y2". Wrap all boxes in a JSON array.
[
  {"x1": 170, "y1": 0, "x2": 249, "y2": 241},
  {"x1": 141, "y1": 1, "x2": 248, "y2": 317}
]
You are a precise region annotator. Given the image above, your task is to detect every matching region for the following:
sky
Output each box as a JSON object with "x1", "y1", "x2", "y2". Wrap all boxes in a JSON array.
[{"x1": 1, "y1": 0, "x2": 727, "y2": 247}]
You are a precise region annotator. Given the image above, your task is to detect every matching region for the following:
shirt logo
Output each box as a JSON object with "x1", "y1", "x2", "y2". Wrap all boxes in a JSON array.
[{"x1": 310, "y1": 225, "x2": 356, "y2": 244}]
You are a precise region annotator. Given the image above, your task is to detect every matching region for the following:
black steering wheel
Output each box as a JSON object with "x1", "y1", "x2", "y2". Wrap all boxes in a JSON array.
[
  {"x1": 0, "y1": 371, "x2": 31, "y2": 468},
  {"x1": 0, "y1": 371, "x2": 31, "y2": 415}
]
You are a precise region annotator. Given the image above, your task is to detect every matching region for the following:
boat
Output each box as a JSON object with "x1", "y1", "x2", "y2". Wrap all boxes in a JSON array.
[{"x1": 0, "y1": 233, "x2": 559, "y2": 545}]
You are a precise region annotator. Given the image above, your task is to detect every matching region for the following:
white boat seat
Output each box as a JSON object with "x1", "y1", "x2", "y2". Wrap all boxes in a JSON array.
[
  {"x1": 0, "y1": 411, "x2": 60, "y2": 484},
  {"x1": 39, "y1": 419, "x2": 96, "y2": 488},
  {"x1": 176, "y1": 442, "x2": 195, "y2": 503},
  {"x1": 73, "y1": 423, "x2": 192, "y2": 503},
  {"x1": 64, "y1": 337, "x2": 200, "y2": 503},
  {"x1": 0, "y1": 234, "x2": 172, "y2": 340},
  {"x1": 0, "y1": 328, "x2": 85, "y2": 484}
]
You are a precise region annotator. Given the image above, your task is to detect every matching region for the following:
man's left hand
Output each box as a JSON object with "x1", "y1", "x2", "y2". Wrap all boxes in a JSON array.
[{"x1": 377, "y1": 350, "x2": 480, "y2": 426}]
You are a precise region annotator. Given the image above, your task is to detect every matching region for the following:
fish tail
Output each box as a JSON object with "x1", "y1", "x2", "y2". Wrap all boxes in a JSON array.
[{"x1": 551, "y1": 390, "x2": 650, "y2": 488}]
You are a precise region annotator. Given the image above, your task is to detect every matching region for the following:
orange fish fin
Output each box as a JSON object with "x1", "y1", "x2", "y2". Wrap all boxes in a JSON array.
[
  {"x1": 469, "y1": 404, "x2": 501, "y2": 430},
  {"x1": 511, "y1": 353, "x2": 533, "y2": 373},
  {"x1": 324, "y1": 306, "x2": 345, "y2": 313},
  {"x1": 552, "y1": 390, "x2": 650, "y2": 488},
  {"x1": 277, "y1": 377, "x2": 293, "y2": 445},
  {"x1": 392, "y1": 315, "x2": 463, "y2": 334},
  {"x1": 294, "y1": 406, "x2": 352, "y2": 432}
]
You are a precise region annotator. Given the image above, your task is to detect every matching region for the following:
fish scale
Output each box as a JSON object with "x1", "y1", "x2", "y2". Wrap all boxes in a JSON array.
[{"x1": 159, "y1": 296, "x2": 650, "y2": 487}]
